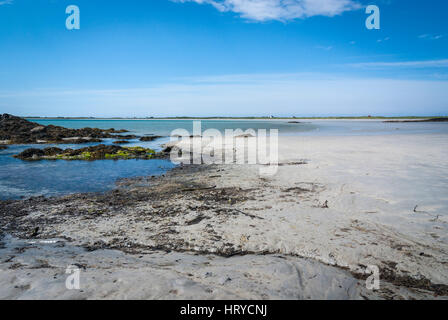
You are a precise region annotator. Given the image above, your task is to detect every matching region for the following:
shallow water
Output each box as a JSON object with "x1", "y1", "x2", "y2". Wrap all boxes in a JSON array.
[
  {"x1": 295, "y1": 120, "x2": 448, "y2": 136},
  {"x1": 0, "y1": 119, "x2": 317, "y2": 200},
  {"x1": 29, "y1": 118, "x2": 448, "y2": 137},
  {"x1": 29, "y1": 118, "x2": 318, "y2": 136},
  {"x1": 1, "y1": 119, "x2": 447, "y2": 200},
  {"x1": 0, "y1": 142, "x2": 176, "y2": 200}
]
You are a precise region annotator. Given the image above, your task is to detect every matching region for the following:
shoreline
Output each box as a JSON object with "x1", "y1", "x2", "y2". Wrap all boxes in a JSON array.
[
  {"x1": 1, "y1": 133, "x2": 448, "y2": 299},
  {"x1": 26, "y1": 117, "x2": 448, "y2": 121}
]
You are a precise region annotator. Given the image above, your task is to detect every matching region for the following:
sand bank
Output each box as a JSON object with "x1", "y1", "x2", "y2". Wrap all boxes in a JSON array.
[{"x1": 1, "y1": 133, "x2": 448, "y2": 299}]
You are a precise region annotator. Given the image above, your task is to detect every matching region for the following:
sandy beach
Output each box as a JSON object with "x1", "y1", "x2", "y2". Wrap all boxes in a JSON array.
[
  {"x1": 1, "y1": 131, "x2": 448, "y2": 299},
  {"x1": 2, "y1": 0, "x2": 448, "y2": 307}
]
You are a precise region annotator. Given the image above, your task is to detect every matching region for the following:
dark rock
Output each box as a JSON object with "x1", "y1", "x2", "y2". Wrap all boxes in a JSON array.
[
  {"x1": 0, "y1": 114, "x2": 130, "y2": 144},
  {"x1": 384, "y1": 118, "x2": 448, "y2": 123},
  {"x1": 426, "y1": 118, "x2": 448, "y2": 122},
  {"x1": 162, "y1": 146, "x2": 173, "y2": 153},
  {"x1": 234, "y1": 134, "x2": 254, "y2": 138},
  {"x1": 30, "y1": 227, "x2": 39, "y2": 238},
  {"x1": 43, "y1": 147, "x2": 63, "y2": 156},
  {"x1": 15, "y1": 148, "x2": 45, "y2": 160},
  {"x1": 140, "y1": 136, "x2": 162, "y2": 142},
  {"x1": 104, "y1": 128, "x2": 129, "y2": 133},
  {"x1": 61, "y1": 138, "x2": 103, "y2": 144},
  {"x1": 114, "y1": 135, "x2": 139, "y2": 140}
]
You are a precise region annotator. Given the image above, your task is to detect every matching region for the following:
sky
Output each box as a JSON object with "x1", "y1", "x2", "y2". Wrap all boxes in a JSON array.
[{"x1": 0, "y1": 0, "x2": 447, "y2": 117}]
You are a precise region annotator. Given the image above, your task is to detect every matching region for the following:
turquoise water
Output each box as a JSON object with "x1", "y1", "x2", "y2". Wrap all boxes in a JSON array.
[
  {"x1": 1, "y1": 119, "x2": 447, "y2": 200},
  {"x1": 29, "y1": 118, "x2": 448, "y2": 136},
  {"x1": 29, "y1": 119, "x2": 318, "y2": 136}
]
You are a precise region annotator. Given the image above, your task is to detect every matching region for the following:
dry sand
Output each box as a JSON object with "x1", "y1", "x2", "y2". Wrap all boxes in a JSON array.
[{"x1": 1, "y1": 133, "x2": 448, "y2": 299}]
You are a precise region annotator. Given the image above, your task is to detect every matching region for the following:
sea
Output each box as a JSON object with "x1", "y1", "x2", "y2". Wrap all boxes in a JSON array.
[{"x1": 1, "y1": 119, "x2": 447, "y2": 200}]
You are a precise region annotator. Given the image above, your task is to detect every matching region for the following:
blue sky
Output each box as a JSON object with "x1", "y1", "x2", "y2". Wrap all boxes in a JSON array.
[{"x1": 0, "y1": 0, "x2": 447, "y2": 117}]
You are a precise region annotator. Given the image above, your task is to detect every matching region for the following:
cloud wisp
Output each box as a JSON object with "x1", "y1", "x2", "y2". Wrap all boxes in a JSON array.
[
  {"x1": 349, "y1": 59, "x2": 448, "y2": 69},
  {"x1": 377, "y1": 37, "x2": 390, "y2": 43},
  {"x1": 418, "y1": 34, "x2": 445, "y2": 40},
  {"x1": 174, "y1": 0, "x2": 362, "y2": 22}
]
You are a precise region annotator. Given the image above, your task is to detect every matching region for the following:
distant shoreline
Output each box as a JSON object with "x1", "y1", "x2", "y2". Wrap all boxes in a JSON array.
[{"x1": 25, "y1": 116, "x2": 448, "y2": 121}]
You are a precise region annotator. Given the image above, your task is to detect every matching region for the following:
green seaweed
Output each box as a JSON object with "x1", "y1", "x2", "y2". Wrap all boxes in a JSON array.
[
  {"x1": 16, "y1": 146, "x2": 157, "y2": 161},
  {"x1": 105, "y1": 150, "x2": 133, "y2": 159},
  {"x1": 80, "y1": 151, "x2": 92, "y2": 159},
  {"x1": 125, "y1": 146, "x2": 146, "y2": 152}
]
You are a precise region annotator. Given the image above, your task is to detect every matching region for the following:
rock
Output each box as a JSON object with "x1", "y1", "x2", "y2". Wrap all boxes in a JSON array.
[
  {"x1": 30, "y1": 227, "x2": 39, "y2": 238},
  {"x1": 43, "y1": 147, "x2": 63, "y2": 156},
  {"x1": 162, "y1": 146, "x2": 173, "y2": 153},
  {"x1": 426, "y1": 118, "x2": 448, "y2": 122},
  {"x1": 384, "y1": 118, "x2": 448, "y2": 123},
  {"x1": 61, "y1": 137, "x2": 103, "y2": 144},
  {"x1": 0, "y1": 114, "x2": 130, "y2": 144},
  {"x1": 15, "y1": 148, "x2": 45, "y2": 160},
  {"x1": 140, "y1": 136, "x2": 162, "y2": 142},
  {"x1": 234, "y1": 134, "x2": 254, "y2": 138},
  {"x1": 115, "y1": 135, "x2": 139, "y2": 140},
  {"x1": 218, "y1": 276, "x2": 232, "y2": 285},
  {"x1": 104, "y1": 128, "x2": 130, "y2": 133},
  {"x1": 30, "y1": 126, "x2": 46, "y2": 133},
  {"x1": 14, "y1": 144, "x2": 157, "y2": 161}
]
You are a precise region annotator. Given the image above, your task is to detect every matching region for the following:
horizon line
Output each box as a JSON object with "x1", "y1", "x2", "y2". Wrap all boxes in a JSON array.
[{"x1": 22, "y1": 115, "x2": 448, "y2": 120}]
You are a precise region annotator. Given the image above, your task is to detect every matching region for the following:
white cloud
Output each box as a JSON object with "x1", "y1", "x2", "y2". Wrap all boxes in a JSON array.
[
  {"x1": 0, "y1": 0, "x2": 13, "y2": 5},
  {"x1": 419, "y1": 34, "x2": 445, "y2": 40},
  {"x1": 377, "y1": 37, "x2": 390, "y2": 43},
  {"x1": 350, "y1": 59, "x2": 448, "y2": 68},
  {"x1": 174, "y1": 0, "x2": 362, "y2": 21}
]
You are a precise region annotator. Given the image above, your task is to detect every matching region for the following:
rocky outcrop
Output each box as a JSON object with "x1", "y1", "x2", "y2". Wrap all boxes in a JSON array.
[
  {"x1": 384, "y1": 118, "x2": 448, "y2": 123},
  {"x1": 14, "y1": 144, "x2": 156, "y2": 161},
  {"x1": 0, "y1": 114, "x2": 132, "y2": 144},
  {"x1": 104, "y1": 128, "x2": 130, "y2": 134},
  {"x1": 140, "y1": 135, "x2": 162, "y2": 142},
  {"x1": 114, "y1": 135, "x2": 139, "y2": 140}
]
